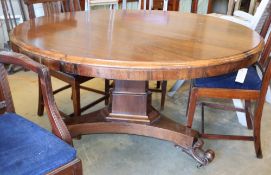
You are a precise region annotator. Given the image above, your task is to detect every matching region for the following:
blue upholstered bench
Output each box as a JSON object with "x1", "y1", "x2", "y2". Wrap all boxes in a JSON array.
[{"x1": 0, "y1": 113, "x2": 76, "y2": 175}]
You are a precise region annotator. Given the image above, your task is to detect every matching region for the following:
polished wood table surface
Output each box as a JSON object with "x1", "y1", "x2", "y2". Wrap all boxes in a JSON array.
[{"x1": 11, "y1": 10, "x2": 263, "y2": 166}]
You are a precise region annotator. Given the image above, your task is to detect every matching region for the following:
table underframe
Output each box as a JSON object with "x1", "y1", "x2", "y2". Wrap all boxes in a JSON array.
[{"x1": 64, "y1": 80, "x2": 214, "y2": 166}]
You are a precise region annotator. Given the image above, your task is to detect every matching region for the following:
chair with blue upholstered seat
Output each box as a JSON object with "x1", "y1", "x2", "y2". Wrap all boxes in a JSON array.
[
  {"x1": 0, "y1": 51, "x2": 82, "y2": 175},
  {"x1": 194, "y1": 66, "x2": 262, "y2": 90},
  {"x1": 186, "y1": 13, "x2": 271, "y2": 158}
]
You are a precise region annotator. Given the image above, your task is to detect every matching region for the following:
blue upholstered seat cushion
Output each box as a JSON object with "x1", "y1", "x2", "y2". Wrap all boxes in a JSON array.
[
  {"x1": 0, "y1": 113, "x2": 76, "y2": 175},
  {"x1": 194, "y1": 66, "x2": 262, "y2": 90}
]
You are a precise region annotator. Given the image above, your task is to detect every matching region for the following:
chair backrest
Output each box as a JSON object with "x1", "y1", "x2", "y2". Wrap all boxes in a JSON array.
[
  {"x1": 24, "y1": 0, "x2": 81, "y2": 19},
  {"x1": 138, "y1": 0, "x2": 168, "y2": 11},
  {"x1": 255, "y1": 17, "x2": 271, "y2": 119},
  {"x1": 0, "y1": 51, "x2": 73, "y2": 144},
  {"x1": 0, "y1": 0, "x2": 27, "y2": 47},
  {"x1": 259, "y1": 9, "x2": 271, "y2": 69},
  {"x1": 251, "y1": 0, "x2": 270, "y2": 32},
  {"x1": 255, "y1": 9, "x2": 271, "y2": 100}
]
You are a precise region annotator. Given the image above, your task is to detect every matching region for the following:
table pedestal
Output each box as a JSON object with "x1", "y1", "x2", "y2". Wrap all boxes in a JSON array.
[{"x1": 65, "y1": 80, "x2": 214, "y2": 166}]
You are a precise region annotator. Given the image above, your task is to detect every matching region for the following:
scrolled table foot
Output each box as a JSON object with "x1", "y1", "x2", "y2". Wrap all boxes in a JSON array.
[{"x1": 178, "y1": 139, "x2": 215, "y2": 167}]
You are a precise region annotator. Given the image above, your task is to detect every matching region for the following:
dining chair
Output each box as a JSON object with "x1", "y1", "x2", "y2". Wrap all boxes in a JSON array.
[
  {"x1": 138, "y1": 0, "x2": 168, "y2": 10},
  {"x1": 218, "y1": 0, "x2": 271, "y2": 34},
  {"x1": 0, "y1": 0, "x2": 27, "y2": 74},
  {"x1": 208, "y1": 0, "x2": 271, "y2": 125},
  {"x1": 204, "y1": 0, "x2": 270, "y2": 32},
  {"x1": 191, "y1": 0, "x2": 238, "y2": 14},
  {"x1": 120, "y1": 0, "x2": 168, "y2": 11},
  {"x1": 186, "y1": 13, "x2": 271, "y2": 158},
  {"x1": 170, "y1": 0, "x2": 271, "y2": 124},
  {"x1": 206, "y1": 0, "x2": 258, "y2": 15},
  {"x1": 23, "y1": 0, "x2": 110, "y2": 117},
  {"x1": 0, "y1": 51, "x2": 82, "y2": 175},
  {"x1": 87, "y1": 0, "x2": 119, "y2": 10},
  {"x1": 192, "y1": 0, "x2": 269, "y2": 28}
]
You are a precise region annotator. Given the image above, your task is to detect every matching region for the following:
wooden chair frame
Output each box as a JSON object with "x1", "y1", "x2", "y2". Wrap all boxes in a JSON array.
[
  {"x1": 0, "y1": 0, "x2": 27, "y2": 74},
  {"x1": 186, "y1": 13, "x2": 271, "y2": 158},
  {"x1": 0, "y1": 51, "x2": 82, "y2": 174},
  {"x1": 23, "y1": 0, "x2": 109, "y2": 117}
]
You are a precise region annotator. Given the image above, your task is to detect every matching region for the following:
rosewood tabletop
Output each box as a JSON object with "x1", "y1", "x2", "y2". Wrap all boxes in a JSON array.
[
  {"x1": 11, "y1": 10, "x2": 263, "y2": 80},
  {"x1": 10, "y1": 10, "x2": 264, "y2": 166}
]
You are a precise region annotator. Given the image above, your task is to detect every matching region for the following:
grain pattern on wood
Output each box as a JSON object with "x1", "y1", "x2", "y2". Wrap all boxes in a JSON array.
[{"x1": 10, "y1": 10, "x2": 264, "y2": 80}]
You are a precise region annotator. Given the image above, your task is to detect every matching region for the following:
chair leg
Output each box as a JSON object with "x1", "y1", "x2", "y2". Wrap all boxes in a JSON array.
[
  {"x1": 253, "y1": 115, "x2": 263, "y2": 158},
  {"x1": 156, "y1": 81, "x2": 161, "y2": 89},
  {"x1": 186, "y1": 82, "x2": 193, "y2": 117},
  {"x1": 245, "y1": 100, "x2": 253, "y2": 130},
  {"x1": 160, "y1": 81, "x2": 167, "y2": 110},
  {"x1": 105, "y1": 79, "x2": 110, "y2": 105},
  {"x1": 253, "y1": 111, "x2": 263, "y2": 158},
  {"x1": 71, "y1": 82, "x2": 81, "y2": 117},
  {"x1": 254, "y1": 132, "x2": 263, "y2": 158},
  {"x1": 201, "y1": 103, "x2": 205, "y2": 134},
  {"x1": 37, "y1": 78, "x2": 44, "y2": 116},
  {"x1": 186, "y1": 88, "x2": 198, "y2": 128},
  {"x1": 191, "y1": 0, "x2": 198, "y2": 13}
]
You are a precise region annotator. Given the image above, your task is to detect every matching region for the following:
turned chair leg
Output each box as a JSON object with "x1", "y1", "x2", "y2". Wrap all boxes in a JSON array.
[
  {"x1": 186, "y1": 88, "x2": 198, "y2": 128},
  {"x1": 160, "y1": 81, "x2": 167, "y2": 110},
  {"x1": 245, "y1": 100, "x2": 253, "y2": 130},
  {"x1": 37, "y1": 78, "x2": 44, "y2": 116},
  {"x1": 71, "y1": 82, "x2": 81, "y2": 117},
  {"x1": 105, "y1": 79, "x2": 110, "y2": 105}
]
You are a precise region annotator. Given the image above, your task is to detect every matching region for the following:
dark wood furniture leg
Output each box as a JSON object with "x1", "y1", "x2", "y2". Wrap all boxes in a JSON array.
[
  {"x1": 150, "y1": 81, "x2": 167, "y2": 110},
  {"x1": 71, "y1": 80, "x2": 81, "y2": 116},
  {"x1": 160, "y1": 81, "x2": 167, "y2": 110},
  {"x1": 38, "y1": 78, "x2": 44, "y2": 116},
  {"x1": 65, "y1": 80, "x2": 215, "y2": 166},
  {"x1": 191, "y1": 0, "x2": 198, "y2": 13},
  {"x1": 245, "y1": 100, "x2": 253, "y2": 129},
  {"x1": 172, "y1": 0, "x2": 180, "y2": 11},
  {"x1": 207, "y1": 0, "x2": 213, "y2": 13},
  {"x1": 105, "y1": 79, "x2": 110, "y2": 105},
  {"x1": 156, "y1": 81, "x2": 161, "y2": 89}
]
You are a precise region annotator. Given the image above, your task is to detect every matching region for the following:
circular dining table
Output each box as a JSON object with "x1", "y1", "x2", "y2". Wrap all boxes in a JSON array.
[{"x1": 10, "y1": 10, "x2": 263, "y2": 166}]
